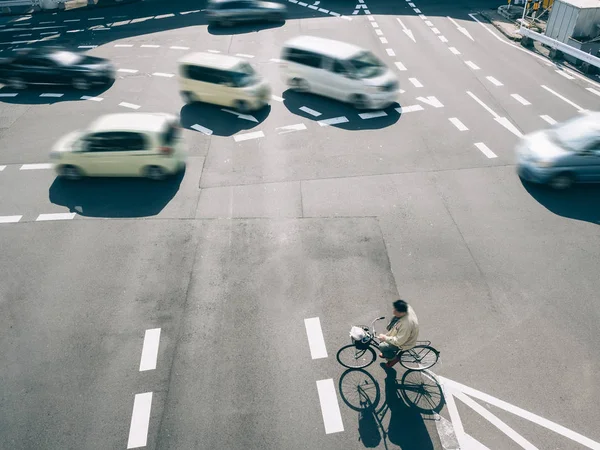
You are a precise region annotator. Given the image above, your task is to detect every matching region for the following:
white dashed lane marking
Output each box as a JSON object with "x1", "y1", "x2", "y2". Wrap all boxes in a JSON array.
[
  {"x1": 191, "y1": 124, "x2": 213, "y2": 135},
  {"x1": 271, "y1": 95, "x2": 284, "y2": 102},
  {"x1": 153, "y1": 72, "x2": 175, "y2": 78},
  {"x1": 40, "y1": 93, "x2": 63, "y2": 98},
  {"x1": 140, "y1": 44, "x2": 160, "y2": 48},
  {"x1": 386, "y1": 48, "x2": 395, "y2": 56},
  {"x1": 115, "y1": 44, "x2": 133, "y2": 47},
  {"x1": 207, "y1": 49, "x2": 221, "y2": 53},
  {"x1": 475, "y1": 142, "x2": 497, "y2": 159},
  {"x1": 78, "y1": 45, "x2": 97, "y2": 49},
  {"x1": 449, "y1": 117, "x2": 468, "y2": 131},
  {"x1": 541, "y1": 85, "x2": 585, "y2": 111},
  {"x1": 318, "y1": 116, "x2": 349, "y2": 126},
  {"x1": 127, "y1": 392, "x2": 153, "y2": 449},
  {"x1": 304, "y1": 318, "x2": 328, "y2": 359},
  {"x1": 170, "y1": 46, "x2": 190, "y2": 50},
  {"x1": 81, "y1": 96, "x2": 103, "y2": 102},
  {"x1": 118, "y1": 68, "x2": 139, "y2": 73},
  {"x1": 511, "y1": 94, "x2": 531, "y2": 105},
  {"x1": 465, "y1": 61, "x2": 480, "y2": 70},
  {"x1": 119, "y1": 102, "x2": 141, "y2": 110},
  {"x1": 414, "y1": 8, "x2": 421, "y2": 13},
  {"x1": 64, "y1": 19, "x2": 80, "y2": 22},
  {"x1": 396, "y1": 104, "x2": 424, "y2": 113},
  {"x1": 586, "y1": 87, "x2": 600, "y2": 97},
  {"x1": 36, "y1": 213, "x2": 76, "y2": 221},
  {"x1": 417, "y1": 96, "x2": 444, "y2": 108},
  {"x1": 432, "y1": 27, "x2": 440, "y2": 34},
  {"x1": 139, "y1": 328, "x2": 161, "y2": 372},
  {"x1": 300, "y1": 106, "x2": 322, "y2": 117},
  {"x1": 0, "y1": 93, "x2": 18, "y2": 97},
  {"x1": 425, "y1": 20, "x2": 433, "y2": 26},
  {"x1": 155, "y1": 13, "x2": 175, "y2": 19},
  {"x1": 449, "y1": 47, "x2": 461, "y2": 55},
  {"x1": 439, "y1": 36, "x2": 448, "y2": 42},
  {"x1": 380, "y1": 37, "x2": 388, "y2": 44},
  {"x1": 555, "y1": 70, "x2": 575, "y2": 80},
  {"x1": 371, "y1": 22, "x2": 379, "y2": 28},
  {"x1": 277, "y1": 123, "x2": 307, "y2": 134},
  {"x1": 0, "y1": 215, "x2": 22, "y2": 224},
  {"x1": 486, "y1": 76, "x2": 503, "y2": 86},
  {"x1": 316, "y1": 379, "x2": 344, "y2": 434},
  {"x1": 409, "y1": 78, "x2": 423, "y2": 88},
  {"x1": 235, "y1": 53, "x2": 254, "y2": 58},
  {"x1": 0, "y1": 165, "x2": 5, "y2": 171},
  {"x1": 540, "y1": 115, "x2": 557, "y2": 125},
  {"x1": 375, "y1": 29, "x2": 383, "y2": 35},
  {"x1": 234, "y1": 131, "x2": 264, "y2": 142},
  {"x1": 359, "y1": 111, "x2": 387, "y2": 119},
  {"x1": 395, "y1": 61, "x2": 407, "y2": 71},
  {"x1": 20, "y1": 163, "x2": 52, "y2": 170}
]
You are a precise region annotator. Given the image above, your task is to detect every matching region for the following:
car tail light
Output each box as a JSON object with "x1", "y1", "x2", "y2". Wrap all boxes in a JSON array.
[{"x1": 160, "y1": 146, "x2": 174, "y2": 155}]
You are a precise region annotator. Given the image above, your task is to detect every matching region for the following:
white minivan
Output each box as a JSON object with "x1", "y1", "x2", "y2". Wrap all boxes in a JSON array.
[
  {"x1": 280, "y1": 36, "x2": 400, "y2": 110},
  {"x1": 178, "y1": 52, "x2": 271, "y2": 113}
]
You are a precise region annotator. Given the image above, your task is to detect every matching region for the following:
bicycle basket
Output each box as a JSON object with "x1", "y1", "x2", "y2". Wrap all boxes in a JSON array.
[{"x1": 350, "y1": 326, "x2": 371, "y2": 349}]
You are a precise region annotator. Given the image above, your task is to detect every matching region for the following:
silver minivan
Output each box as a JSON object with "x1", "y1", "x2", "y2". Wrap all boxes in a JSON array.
[{"x1": 516, "y1": 112, "x2": 600, "y2": 189}]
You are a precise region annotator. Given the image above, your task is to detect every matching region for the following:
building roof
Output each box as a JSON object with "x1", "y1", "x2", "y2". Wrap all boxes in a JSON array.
[
  {"x1": 283, "y1": 36, "x2": 364, "y2": 59},
  {"x1": 87, "y1": 113, "x2": 175, "y2": 133}
]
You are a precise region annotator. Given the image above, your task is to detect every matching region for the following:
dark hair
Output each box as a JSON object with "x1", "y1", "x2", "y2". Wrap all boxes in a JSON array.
[{"x1": 393, "y1": 299, "x2": 408, "y2": 313}]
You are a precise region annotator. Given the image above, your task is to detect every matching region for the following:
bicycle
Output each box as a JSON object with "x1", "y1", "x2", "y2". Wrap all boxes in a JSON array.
[{"x1": 336, "y1": 316, "x2": 440, "y2": 370}]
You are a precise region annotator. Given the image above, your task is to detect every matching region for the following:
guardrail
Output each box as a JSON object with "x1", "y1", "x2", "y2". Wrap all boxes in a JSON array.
[
  {"x1": 0, "y1": 0, "x2": 36, "y2": 5},
  {"x1": 518, "y1": 26, "x2": 600, "y2": 69}
]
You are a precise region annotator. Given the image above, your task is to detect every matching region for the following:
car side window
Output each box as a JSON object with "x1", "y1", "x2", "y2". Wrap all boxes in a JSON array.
[
  {"x1": 118, "y1": 132, "x2": 147, "y2": 151},
  {"x1": 286, "y1": 49, "x2": 322, "y2": 68},
  {"x1": 184, "y1": 65, "x2": 220, "y2": 84},
  {"x1": 332, "y1": 60, "x2": 349, "y2": 74},
  {"x1": 83, "y1": 132, "x2": 146, "y2": 152}
]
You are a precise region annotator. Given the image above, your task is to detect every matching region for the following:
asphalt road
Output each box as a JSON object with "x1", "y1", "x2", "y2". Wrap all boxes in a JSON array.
[{"x1": 1, "y1": 0, "x2": 600, "y2": 449}]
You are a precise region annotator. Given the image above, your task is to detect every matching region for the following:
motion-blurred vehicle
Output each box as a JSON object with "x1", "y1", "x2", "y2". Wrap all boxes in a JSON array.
[
  {"x1": 516, "y1": 111, "x2": 600, "y2": 189},
  {"x1": 178, "y1": 52, "x2": 271, "y2": 113},
  {"x1": 206, "y1": 0, "x2": 286, "y2": 27},
  {"x1": 50, "y1": 113, "x2": 186, "y2": 181},
  {"x1": 0, "y1": 47, "x2": 115, "y2": 91},
  {"x1": 280, "y1": 36, "x2": 400, "y2": 110}
]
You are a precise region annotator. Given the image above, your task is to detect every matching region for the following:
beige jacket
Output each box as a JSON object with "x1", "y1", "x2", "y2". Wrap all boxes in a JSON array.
[{"x1": 385, "y1": 305, "x2": 419, "y2": 350}]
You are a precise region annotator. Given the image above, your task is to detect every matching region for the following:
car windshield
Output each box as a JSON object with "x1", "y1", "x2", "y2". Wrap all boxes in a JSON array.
[
  {"x1": 551, "y1": 117, "x2": 600, "y2": 152},
  {"x1": 231, "y1": 62, "x2": 259, "y2": 87},
  {"x1": 347, "y1": 51, "x2": 385, "y2": 78},
  {"x1": 48, "y1": 51, "x2": 83, "y2": 66}
]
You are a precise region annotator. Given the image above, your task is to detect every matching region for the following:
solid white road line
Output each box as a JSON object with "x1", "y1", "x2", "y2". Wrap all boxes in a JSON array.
[
  {"x1": 191, "y1": 124, "x2": 213, "y2": 135},
  {"x1": 359, "y1": 111, "x2": 388, "y2": 119},
  {"x1": 386, "y1": 48, "x2": 395, "y2": 56},
  {"x1": 118, "y1": 68, "x2": 139, "y2": 73},
  {"x1": 304, "y1": 317, "x2": 328, "y2": 359},
  {"x1": 541, "y1": 85, "x2": 585, "y2": 111},
  {"x1": 139, "y1": 328, "x2": 161, "y2": 371},
  {"x1": 40, "y1": 93, "x2": 63, "y2": 98},
  {"x1": 465, "y1": 60, "x2": 480, "y2": 70},
  {"x1": 396, "y1": 104, "x2": 424, "y2": 113},
  {"x1": 475, "y1": 142, "x2": 497, "y2": 159},
  {"x1": 439, "y1": 36, "x2": 448, "y2": 42},
  {"x1": 449, "y1": 47, "x2": 461, "y2": 55},
  {"x1": 587, "y1": 87, "x2": 600, "y2": 97},
  {"x1": 486, "y1": 76, "x2": 503, "y2": 86},
  {"x1": 300, "y1": 106, "x2": 321, "y2": 117},
  {"x1": 141, "y1": 44, "x2": 160, "y2": 48},
  {"x1": 409, "y1": 78, "x2": 423, "y2": 88},
  {"x1": 555, "y1": 69, "x2": 575, "y2": 80},
  {"x1": 153, "y1": 72, "x2": 174, "y2": 77},
  {"x1": 318, "y1": 116, "x2": 349, "y2": 126},
  {"x1": 115, "y1": 44, "x2": 133, "y2": 47},
  {"x1": 449, "y1": 118, "x2": 468, "y2": 131},
  {"x1": 540, "y1": 115, "x2": 557, "y2": 125},
  {"x1": 466, "y1": 91, "x2": 500, "y2": 118},
  {"x1": 170, "y1": 46, "x2": 189, "y2": 50},
  {"x1": 81, "y1": 96, "x2": 103, "y2": 102},
  {"x1": 395, "y1": 61, "x2": 407, "y2": 71},
  {"x1": 20, "y1": 163, "x2": 52, "y2": 170},
  {"x1": 0, "y1": 215, "x2": 22, "y2": 224},
  {"x1": 36, "y1": 213, "x2": 76, "y2": 221},
  {"x1": 127, "y1": 392, "x2": 153, "y2": 449},
  {"x1": 316, "y1": 379, "x2": 344, "y2": 434},
  {"x1": 277, "y1": 123, "x2": 307, "y2": 134},
  {"x1": 511, "y1": 94, "x2": 531, "y2": 105},
  {"x1": 234, "y1": 131, "x2": 264, "y2": 142},
  {"x1": 120, "y1": 102, "x2": 141, "y2": 110},
  {"x1": 0, "y1": 93, "x2": 18, "y2": 97},
  {"x1": 235, "y1": 53, "x2": 254, "y2": 58}
]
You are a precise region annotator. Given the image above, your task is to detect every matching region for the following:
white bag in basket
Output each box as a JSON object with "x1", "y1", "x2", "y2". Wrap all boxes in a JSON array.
[{"x1": 350, "y1": 326, "x2": 367, "y2": 342}]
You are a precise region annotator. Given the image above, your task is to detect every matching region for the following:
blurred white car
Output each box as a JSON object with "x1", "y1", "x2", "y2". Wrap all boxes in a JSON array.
[
  {"x1": 50, "y1": 113, "x2": 186, "y2": 181},
  {"x1": 280, "y1": 36, "x2": 400, "y2": 110}
]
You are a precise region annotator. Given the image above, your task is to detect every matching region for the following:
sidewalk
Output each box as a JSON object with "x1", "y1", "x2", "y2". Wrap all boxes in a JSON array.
[{"x1": 1, "y1": 0, "x2": 139, "y2": 17}]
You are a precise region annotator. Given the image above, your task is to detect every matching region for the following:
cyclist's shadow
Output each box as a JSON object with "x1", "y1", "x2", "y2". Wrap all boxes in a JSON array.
[{"x1": 339, "y1": 367, "x2": 444, "y2": 449}]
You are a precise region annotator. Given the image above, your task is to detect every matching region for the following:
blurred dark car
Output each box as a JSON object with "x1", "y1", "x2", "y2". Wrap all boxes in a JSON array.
[
  {"x1": 206, "y1": 0, "x2": 286, "y2": 27},
  {"x1": 0, "y1": 47, "x2": 115, "y2": 91},
  {"x1": 516, "y1": 111, "x2": 600, "y2": 189}
]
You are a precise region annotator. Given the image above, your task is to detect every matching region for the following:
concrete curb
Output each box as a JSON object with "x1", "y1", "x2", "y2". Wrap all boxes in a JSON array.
[{"x1": 478, "y1": 10, "x2": 522, "y2": 42}]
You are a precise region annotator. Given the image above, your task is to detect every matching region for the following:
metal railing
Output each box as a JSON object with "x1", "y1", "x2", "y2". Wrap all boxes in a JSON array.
[
  {"x1": 0, "y1": 0, "x2": 36, "y2": 5},
  {"x1": 518, "y1": 27, "x2": 600, "y2": 69}
]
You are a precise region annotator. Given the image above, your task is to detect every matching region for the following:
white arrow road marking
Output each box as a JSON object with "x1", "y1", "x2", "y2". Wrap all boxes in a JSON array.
[
  {"x1": 541, "y1": 85, "x2": 585, "y2": 111},
  {"x1": 466, "y1": 91, "x2": 499, "y2": 118},
  {"x1": 221, "y1": 108, "x2": 259, "y2": 122},
  {"x1": 0, "y1": 165, "x2": 5, "y2": 171},
  {"x1": 495, "y1": 117, "x2": 523, "y2": 137},
  {"x1": 448, "y1": 16, "x2": 474, "y2": 41},
  {"x1": 397, "y1": 18, "x2": 416, "y2": 42},
  {"x1": 417, "y1": 96, "x2": 444, "y2": 108}
]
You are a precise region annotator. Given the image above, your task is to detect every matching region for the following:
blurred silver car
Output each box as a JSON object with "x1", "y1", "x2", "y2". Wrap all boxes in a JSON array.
[
  {"x1": 206, "y1": 0, "x2": 286, "y2": 27},
  {"x1": 516, "y1": 111, "x2": 600, "y2": 189}
]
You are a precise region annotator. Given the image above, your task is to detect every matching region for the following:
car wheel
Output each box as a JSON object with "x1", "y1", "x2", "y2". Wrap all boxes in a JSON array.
[
  {"x1": 72, "y1": 77, "x2": 91, "y2": 90},
  {"x1": 8, "y1": 77, "x2": 26, "y2": 90},
  {"x1": 61, "y1": 165, "x2": 84, "y2": 181},
  {"x1": 549, "y1": 172, "x2": 575, "y2": 190},
  {"x1": 144, "y1": 165, "x2": 167, "y2": 181},
  {"x1": 234, "y1": 100, "x2": 251, "y2": 114},
  {"x1": 351, "y1": 94, "x2": 369, "y2": 110},
  {"x1": 291, "y1": 78, "x2": 309, "y2": 92}
]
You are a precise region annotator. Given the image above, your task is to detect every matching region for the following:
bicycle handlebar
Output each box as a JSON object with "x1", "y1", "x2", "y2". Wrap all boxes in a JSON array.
[{"x1": 369, "y1": 316, "x2": 386, "y2": 335}]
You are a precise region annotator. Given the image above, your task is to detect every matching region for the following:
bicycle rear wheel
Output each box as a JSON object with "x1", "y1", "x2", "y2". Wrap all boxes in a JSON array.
[
  {"x1": 337, "y1": 344, "x2": 376, "y2": 369},
  {"x1": 399, "y1": 345, "x2": 439, "y2": 370}
]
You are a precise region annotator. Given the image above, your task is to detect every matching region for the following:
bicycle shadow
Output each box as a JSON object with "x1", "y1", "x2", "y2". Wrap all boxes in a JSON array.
[{"x1": 338, "y1": 368, "x2": 444, "y2": 449}]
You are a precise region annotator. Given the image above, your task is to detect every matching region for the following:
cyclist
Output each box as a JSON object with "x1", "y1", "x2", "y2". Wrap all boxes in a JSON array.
[{"x1": 378, "y1": 299, "x2": 419, "y2": 368}]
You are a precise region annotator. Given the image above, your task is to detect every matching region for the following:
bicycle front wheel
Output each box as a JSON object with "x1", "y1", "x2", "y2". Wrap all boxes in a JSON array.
[
  {"x1": 399, "y1": 345, "x2": 439, "y2": 370},
  {"x1": 337, "y1": 344, "x2": 376, "y2": 369}
]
